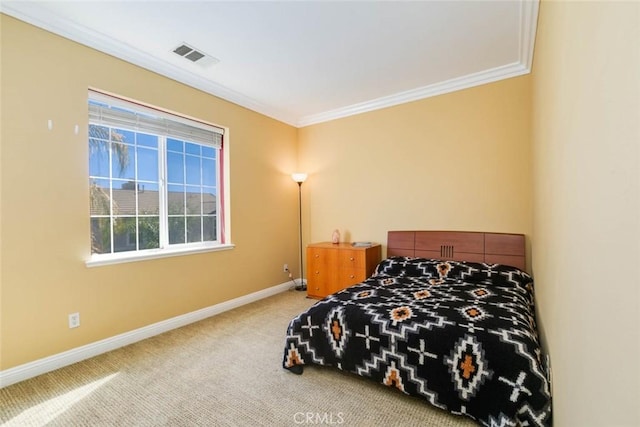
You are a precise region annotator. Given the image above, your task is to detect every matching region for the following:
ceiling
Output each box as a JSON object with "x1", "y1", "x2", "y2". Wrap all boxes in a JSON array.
[{"x1": 1, "y1": 1, "x2": 539, "y2": 128}]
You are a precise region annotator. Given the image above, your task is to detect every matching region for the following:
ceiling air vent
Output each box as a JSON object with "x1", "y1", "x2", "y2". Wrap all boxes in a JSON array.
[{"x1": 172, "y1": 43, "x2": 219, "y2": 68}]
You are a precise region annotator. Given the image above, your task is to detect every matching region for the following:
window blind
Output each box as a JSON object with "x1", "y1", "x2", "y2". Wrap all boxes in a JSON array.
[{"x1": 88, "y1": 90, "x2": 223, "y2": 148}]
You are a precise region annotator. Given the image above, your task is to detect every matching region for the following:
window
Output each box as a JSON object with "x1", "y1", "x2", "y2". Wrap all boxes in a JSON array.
[{"x1": 88, "y1": 90, "x2": 230, "y2": 266}]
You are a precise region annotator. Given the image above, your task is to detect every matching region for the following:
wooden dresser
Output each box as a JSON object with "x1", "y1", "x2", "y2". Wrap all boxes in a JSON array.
[{"x1": 306, "y1": 242, "x2": 381, "y2": 299}]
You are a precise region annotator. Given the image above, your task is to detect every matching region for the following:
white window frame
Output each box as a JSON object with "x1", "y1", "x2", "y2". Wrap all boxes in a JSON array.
[{"x1": 86, "y1": 89, "x2": 233, "y2": 267}]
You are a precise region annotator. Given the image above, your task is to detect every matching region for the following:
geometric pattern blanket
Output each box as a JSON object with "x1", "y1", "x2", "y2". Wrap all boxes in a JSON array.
[{"x1": 283, "y1": 257, "x2": 552, "y2": 426}]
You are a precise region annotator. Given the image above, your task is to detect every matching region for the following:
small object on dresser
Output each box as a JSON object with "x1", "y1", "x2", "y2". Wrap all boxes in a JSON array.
[
  {"x1": 331, "y1": 229, "x2": 340, "y2": 244},
  {"x1": 352, "y1": 241, "x2": 373, "y2": 247}
]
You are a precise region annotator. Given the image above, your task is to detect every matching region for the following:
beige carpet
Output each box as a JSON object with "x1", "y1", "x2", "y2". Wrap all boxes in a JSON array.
[{"x1": 0, "y1": 290, "x2": 477, "y2": 426}]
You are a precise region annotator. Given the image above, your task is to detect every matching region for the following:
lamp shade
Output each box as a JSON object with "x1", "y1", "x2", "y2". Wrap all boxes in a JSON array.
[{"x1": 291, "y1": 173, "x2": 308, "y2": 183}]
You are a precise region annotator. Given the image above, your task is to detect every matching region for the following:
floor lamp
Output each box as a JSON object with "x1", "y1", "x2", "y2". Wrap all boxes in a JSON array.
[{"x1": 291, "y1": 173, "x2": 308, "y2": 291}]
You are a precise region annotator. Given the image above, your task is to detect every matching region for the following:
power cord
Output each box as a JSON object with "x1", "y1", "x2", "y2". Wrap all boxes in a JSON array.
[{"x1": 285, "y1": 267, "x2": 306, "y2": 291}]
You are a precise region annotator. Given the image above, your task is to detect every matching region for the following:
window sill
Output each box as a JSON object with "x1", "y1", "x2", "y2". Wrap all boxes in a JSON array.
[{"x1": 86, "y1": 243, "x2": 235, "y2": 268}]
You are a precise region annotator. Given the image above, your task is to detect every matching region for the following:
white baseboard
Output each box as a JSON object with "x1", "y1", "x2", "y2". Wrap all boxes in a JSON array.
[{"x1": 0, "y1": 280, "x2": 297, "y2": 388}]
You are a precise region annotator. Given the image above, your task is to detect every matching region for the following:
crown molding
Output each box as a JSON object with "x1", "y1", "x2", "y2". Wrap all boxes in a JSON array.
[
  {"x1": 295, "y1": 62, "x2": 529, "y2": 127},
  {"x1": 0, "y1": 2, "x2": 300, "y2": 127},
  {"x1": 1, "y1": 0, "x2": 538, "y2": 129},
  {"x1": 296, "y1": 0, "x2": 539, "y2": 127},
  {"x1": 519, "y1": 0, "x2": 540, "y2": 71}
]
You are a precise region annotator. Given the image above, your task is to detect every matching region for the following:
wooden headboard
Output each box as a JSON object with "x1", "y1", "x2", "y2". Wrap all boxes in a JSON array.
[{"x1": 387, "y1": 231, "x2": 526, "y2": 271}]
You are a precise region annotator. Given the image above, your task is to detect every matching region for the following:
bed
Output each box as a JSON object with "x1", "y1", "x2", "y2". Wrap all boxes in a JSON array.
[{"x1": 283, "y1": 231, "x2": 551, "y2": 426}]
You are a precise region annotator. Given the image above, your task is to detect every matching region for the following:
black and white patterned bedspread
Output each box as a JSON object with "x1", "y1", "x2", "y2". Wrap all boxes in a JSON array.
[{"x1": 283, "y1": 257, "x2": 552, "y2": 426}]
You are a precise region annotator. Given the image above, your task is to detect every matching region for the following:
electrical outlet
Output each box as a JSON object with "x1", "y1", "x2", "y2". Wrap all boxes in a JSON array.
[
  {"x1": 283, "y1": 263, "x2": 289, "y2": 273},
  {"x1": 68, "y1": 312, "x2": 80, "y2": 329}
]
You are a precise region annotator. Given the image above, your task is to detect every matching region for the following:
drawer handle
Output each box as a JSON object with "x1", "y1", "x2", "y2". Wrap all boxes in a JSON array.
[
  {"x1": 315, "y1": 271, "x2": 319, "y2": 274},
  {"x1": 315, "y1": 255, "x2": 319, "y2": 258},
  {"x1": 350, "y1": 257, "x2": 354, "y2": 261},
  {"x1": 350, "y1": 275, "x2": 355, "y2": 279}
]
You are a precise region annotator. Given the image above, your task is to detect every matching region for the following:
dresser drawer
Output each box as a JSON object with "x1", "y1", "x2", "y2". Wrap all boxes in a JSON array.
[
  {"x1": 306, "y1": 246, "x2": 338, "y2": 298},
  {"x1": 337, "y1": 267, "x2": 367, "y2": 288},
  {"x1": 339, "y1": 250, "x2": 365, "y2": 268}
]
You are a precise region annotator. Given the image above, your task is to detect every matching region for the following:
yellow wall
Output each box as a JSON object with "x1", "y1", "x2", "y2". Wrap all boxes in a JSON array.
[
  {"x1": 532, "y1": 1, "x2": 640, "y2": 425},
  {"x1": 0, "y1": 15, "x2": 300, "y2": 369},
  {"x1": 298, "y1": 75, "x2": 533, "y2": 264},
  {"x1": 4, "y1": 7, "x2": 640, "y2": 425}
]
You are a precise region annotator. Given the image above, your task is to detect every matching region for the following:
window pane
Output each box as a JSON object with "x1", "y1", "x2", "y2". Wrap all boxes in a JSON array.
[
  {"x1": 113, "y1": 217, "x2": 136, "y2": 252},
  {"x1": 89, "y1": 140, "x2": 110, "y2": 178},
  {"x1": 89, "y1": 124, "x2": 109, "y2": 140},
  {"x1": 111, "y1": 142, "x2": 135, "y2": 180},
  {"x1": 90, "y1": 179, "x2": 111, "y2": 215},
  {"x1": 167, "y1": 138, "x2": 183, "y2": 153},
  {"x1": 202, "y1": 190, "x2": 216, "y2": 215},
  {"x1": 112, "y1": 181, "x2": 136, "y2": 215},
  {"x1": 202, "y1": 158, "x2": 216, "y2": 186},
  {"x1": 167, "y1": 185, "x2": 185, "y2": 214},
  {"x1": 168, "y1": 216, "x2": 185, "y2": 244},
  {"x1": 185, "y1": 142, "x2": 200, "y2": 155},
  {"x1": 137, "y1": 147, "x2": 158, "y2": 181},
  {"x1": 113, "y1": 128, "x2": 135, "y2": 144},
  {"x1": 167, "y1": 151, "x2": 184, "y2": 184},
  {"x1": 203, "y1": 216, "x2": 216, "y2": 242},
  {"x1": 185, "y1": 155, "x2": 201, "y2": 185},
  {"x1": 185, "y1": 188, "x2": 201, "y2": 215},
  {"x1": 137, "y1": 133, "x2": 158, "y2": 148},
  {"x1": 138, "y1": 183, "x2": 159, "y2": 215},
  {"x1": 186, "y1": 216, "x2": 201, "y2": 243},
  {"x1": 138, "y1": 216, "x2": 160, "y2": 249},
  {"x1": 90, "y1": 217, "x2": 111, "y2": 254},
  {"x1": 202, "y1": 146, "x2": 215, "y2": 158}
]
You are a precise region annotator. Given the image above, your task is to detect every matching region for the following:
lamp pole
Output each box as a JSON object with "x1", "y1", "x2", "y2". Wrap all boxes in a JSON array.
[
  {"x1": 291, "y1": 173, "x2": 308, "y2": 291},
  {"x1": 296, "y1": 181, "x2": 305, "y2": 291}
]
